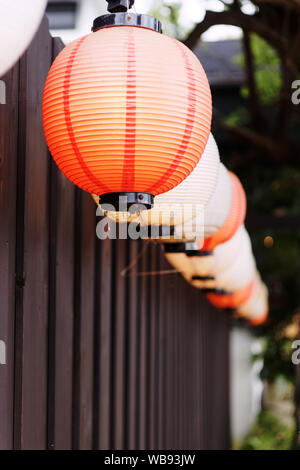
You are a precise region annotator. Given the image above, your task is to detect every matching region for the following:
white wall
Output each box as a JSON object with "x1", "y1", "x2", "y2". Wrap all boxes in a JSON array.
[
  {"x1": 49, "y1": 0, "x2": 107, "y2": 44},
  {"x1": 230, "y1": 327, "x2": 263, "y2": 443}
]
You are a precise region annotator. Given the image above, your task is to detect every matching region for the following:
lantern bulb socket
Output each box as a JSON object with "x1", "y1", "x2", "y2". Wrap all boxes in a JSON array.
[
  {"x1": 106, "y1": 0, "x2": 134, "y2": 13},
  {"x1": 92, "y1": 12, "x2": 162, "y2": 33},
  {"x1": 99, "y1": 192, "x2": 154, "y2": 212},
  {"x1": 192, "y1": 275, "x2": 215, "y2": 281},
  {"x1": 186, "y1": 250, "x2": 213, "y2": 257}
]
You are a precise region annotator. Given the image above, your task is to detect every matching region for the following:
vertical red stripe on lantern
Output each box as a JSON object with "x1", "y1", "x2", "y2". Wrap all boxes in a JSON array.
[
  {"x1": 63, "y1": 35, "x2": 110, "y2": 195},
  {"x1": 148, "y1": 40, "x2": 199, "y2": 194},
  {"x1": 122, "y1": 27, "x2": 137, "y2": 189}
]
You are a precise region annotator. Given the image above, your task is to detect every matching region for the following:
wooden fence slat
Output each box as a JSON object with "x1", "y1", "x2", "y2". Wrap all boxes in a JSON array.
[
  {"x1": 52, "y1": 167, "x2": 75, "y2": 450},
  {"x1": 14, "y1": 17, "x2": 52, "y2": 449},
  {"x1": 43, "y1": 36, "x2": 76, "y2": 451},
  {"x1": 0, "y1": 64, "x2": 19, "y2": 450},
  {"x1": 157, "y1": 248, "x2": 166, "y2": 450},
  {"x1": 77, "y1": 194, "x2": 96, "y2": 450},
  {"x1": 49, "y1": 33, "x2": 76, "y2": 445},
  {"x1": 138, "y1": 241, "x2": 149, "y2": 450},
  {"x1": 164, "y1": 271, "x2": 176, "y2": 449},
  {"x1": 113, "y1": 239, "x2": 127, "y2": 450},
  {"x1": 148, "y1": 244, "x2": 158, "y2": 449},
  {"x1": 95, "y1": 238, "x2": 113, "y2": 450},
  {"x1": 126, "y1": 240, "x2": 139, "y2": 450}
]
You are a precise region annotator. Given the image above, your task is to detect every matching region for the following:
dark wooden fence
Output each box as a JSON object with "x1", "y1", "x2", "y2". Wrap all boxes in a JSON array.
[{"x1": 0, "y1": 18, "x2": 230, "y2": 450}]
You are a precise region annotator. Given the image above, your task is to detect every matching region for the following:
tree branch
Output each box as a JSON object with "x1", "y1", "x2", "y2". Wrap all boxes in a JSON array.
[
  {"x1": 184, "y1": 9, "x2": 287, "y2": 52},
  {"x1": 242, "y1": 30, "x2": 266, "y2": 130}
]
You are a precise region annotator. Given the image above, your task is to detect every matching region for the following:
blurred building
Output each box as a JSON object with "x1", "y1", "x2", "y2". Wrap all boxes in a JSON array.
[
  {"x1": 46, "y1": 0, "x2": 106, "y2": 43},
  {"x1": 230, "y1": 328, "x2": 263, "y2": 443}
]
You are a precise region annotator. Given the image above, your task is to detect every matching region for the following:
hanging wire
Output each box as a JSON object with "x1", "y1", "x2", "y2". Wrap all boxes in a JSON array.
[
  {"x1": 120, "y1": 241, "x2": 150, "y2": 277},
  {"x1": 120, "y1": 241, "x2": 183, "y2": 278}
]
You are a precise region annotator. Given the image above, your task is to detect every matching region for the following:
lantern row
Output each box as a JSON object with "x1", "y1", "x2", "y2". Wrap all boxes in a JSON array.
[
  {"x1": 39, "y1": 3, "x2": 268, "y2": 325},
  {"x1": 94, "y1": 133, "x2": 268, "y2": 326}
]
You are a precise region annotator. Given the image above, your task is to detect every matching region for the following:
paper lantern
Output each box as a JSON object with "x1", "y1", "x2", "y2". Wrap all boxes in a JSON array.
[
  {"x1": 160, "y1": 171, "x2": 246, "y2": 262},
  {"x1": 238, "y1": 279, "x2": 269, "y2": 326},
  {"x1": 213, "y1": 225, "x2": 248, "y2": 273},
  {"x1": 248, "y1": 310, "x2": 269, "y2": 326},
  {"x1": 164, "y1": 252, "x2": 194, "y2": 283},
  {"x1": 206, "y1": 277, "x2": 257, "y2": 310},
  {"x1": 190, "y1": 225, "x2": 249, "y2": 290},
  {"x1": 201, "y1": 163, "x2": 232, "y2": 240},
  {"x1": 144, "y1": 162, "x2": 230, "y2": 250},
  {"x1": 189, "y1": 226, "x2": 255, "y2": 291},
  {"x1": 199, "y1": 170, "x2": 246, "y2": 252},
  {"x1": 165, "y1": 164, "x2": 232, "y2": 255},
  {"x1": 213, "y1": 232, "x2": 256, "y2": 292},
  {"x1": 0, "y1": 0, "x2": 47, "y2": 77},
  {"x1": 94, "y1": 133, "x2": 219, "y2": 231},
  {"x1": 43, "y1": 11, "x2": 212, "y2": 210}
]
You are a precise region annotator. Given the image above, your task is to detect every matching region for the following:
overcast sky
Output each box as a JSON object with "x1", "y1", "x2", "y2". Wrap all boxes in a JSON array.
[{"x1": 134, "y1": 0, "x2": 256, "y2": 41}]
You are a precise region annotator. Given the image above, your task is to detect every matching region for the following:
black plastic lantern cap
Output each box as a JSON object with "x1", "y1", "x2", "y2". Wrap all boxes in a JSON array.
[
  {"x1": 224, "y1": 308, "x2": 237, "y2": 318},
  {"x1": 212, "y1": 288, "x2": 232, "y2": 295},
  {"x1": 164, "y1": 243, "x2": 199, "y2": 255},
  {"x1": 107, "y1": 0, "x2": 134, "y2": 13},
  {"x1": 192, "y1": 276, "x2": 215, "y2": 281},
  {"x1": 94, "y1": 0, "x2": 162, "y2": 33},
  {"x1": 100, "y1": 192, "x2": 154, "y2": 212},
  {"x1": 186, "y1": 250, "x2": 213, "y2": 257},
  {"x1": 92, "y1": 12, "x2": 162, "y2": 33}
]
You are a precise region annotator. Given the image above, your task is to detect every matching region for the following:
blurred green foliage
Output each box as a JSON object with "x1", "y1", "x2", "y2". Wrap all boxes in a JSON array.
[
  {"x1": 236, "y1": 34, "x2": 282, "y2": 105},
  {"x1": 150, "y1": 0, "x2": 184, "y2": 39},
  {"x1": 244, "y1": 167, "x2": 300, "y2": 215},
  {"x1": 227, "y1": 34, "x2": 282, "y2": 125},
  {"x1": 239, "y1": 410, "x2": 295, "y2": 450},
  {"x1": 254, "y1": 333, "x2": 295, "y2": 383}
]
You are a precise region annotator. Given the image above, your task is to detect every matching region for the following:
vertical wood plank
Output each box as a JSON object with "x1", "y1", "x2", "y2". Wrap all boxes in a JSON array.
[
  {"x1": 78, "y1": 194, "x2": 96, "y2": 449},
  {"x1": 44, "y1": 36, "x2": 77, "y2": 452},
  {"x1": 112, "y1": 239, "x2": 127, "y2": 450},
  {"x1": 0, "y1": 64, "x2": 19, "y2": 450},
  {"x1": 148, "y1": 244, "x2": 158, "y2": 449},
  {"x1": 52, "y1": 166, "x2": 75, "y2": 450},
  {"x1": 149, "y1": 244, "x2": 162, "y2": 450},
  {"x1": 50, "y1": 31, "x2": 76, "y2": 445},
  {"x1": 14, "y1": 18, "x2": 52, "y2": 449},
  {"x1": 164, "y1": 272, "x2": 176, "y2": 449},
  {"x1": 138, "y1": 241, "x2": 149, "y2": 450},
  {"x1": 95, "y1": 237, "x2": 113, "y2": 450},
  {"x1": 126, "y1": 240, "x2": 139, "y2": 450},
  {"x1": 157, "y1": 247, "x2": 166, "y2": 450}
]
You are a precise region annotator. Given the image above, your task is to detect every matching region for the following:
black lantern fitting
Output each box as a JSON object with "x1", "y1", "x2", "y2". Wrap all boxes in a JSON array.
[
  {"x1": 106, "y1": 0, "x2": 135, "y2": 13},
  {"x1": 186, "y1": 250, "x2": 213, "y2": 257},
  {"x1": 164, "y1": 243, "x2": 200, "y2": 255},
  {"x1": 100, "y1": 192, "x2": 154, "y2": 212},
  {"x1": 192, "y1": 276, "x2": 215, "y2": 282},
  {"x1": 164, "y1": 243, "x2": 213, "y2": 256},
  {"x1": 92, "y1": 0, "x2": 162, "y2": 34}
]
